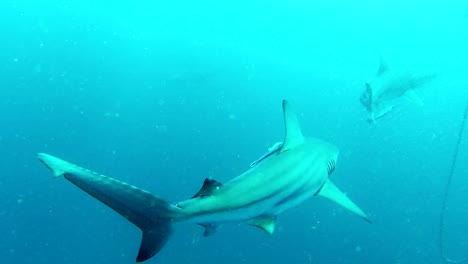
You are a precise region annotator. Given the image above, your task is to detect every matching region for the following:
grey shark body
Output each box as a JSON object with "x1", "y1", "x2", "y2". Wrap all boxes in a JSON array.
[
  {"x1": 37, "y1": 100, "x2": 369, "y2": 263},
  {"x1": 360, "y1": 56, "x2": 436, "y2": 123}
]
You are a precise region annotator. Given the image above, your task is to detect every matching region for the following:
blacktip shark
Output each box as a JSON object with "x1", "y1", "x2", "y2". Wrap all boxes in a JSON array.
[
  {"x1": 360, "y1": 55, "x2": 437, "y2": 123},
  {"x1": 37, "y1": 100, "x2": 370, "y2": 263}
]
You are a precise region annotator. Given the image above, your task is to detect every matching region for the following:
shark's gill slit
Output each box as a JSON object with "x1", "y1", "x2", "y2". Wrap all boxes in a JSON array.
[{"x1": 327, "y1": 159, "x2": 336, "y2": 175}]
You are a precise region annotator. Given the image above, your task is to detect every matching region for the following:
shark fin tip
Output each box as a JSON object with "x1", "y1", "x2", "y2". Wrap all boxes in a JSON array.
[
  {"x1": 363, "y1": 216, "x2": 372, "y2": 224},
  {"x1": 317, "y1": 179, "x2": 370, "y2": 222},
  {"x1": 248, "y1": 215, "x2": 276, "y2": 235},
  {"x1": 37, "y1": 153, "x2": 69, "y2": 177}
]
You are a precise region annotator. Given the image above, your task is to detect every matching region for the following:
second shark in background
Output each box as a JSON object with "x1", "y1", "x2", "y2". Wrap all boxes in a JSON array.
[{"x1": 360, "y1": 55, "x2": 437, "y2": 123}]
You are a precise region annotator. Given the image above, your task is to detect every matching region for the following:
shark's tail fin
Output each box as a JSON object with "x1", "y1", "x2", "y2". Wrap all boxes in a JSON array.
[{"x1": 37, "y1": 153, "x2": 177, "y2": 263}]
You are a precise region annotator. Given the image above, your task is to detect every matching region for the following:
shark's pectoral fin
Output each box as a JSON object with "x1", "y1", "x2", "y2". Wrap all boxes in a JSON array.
[
  {"x1": 192, "y1": 178, "x2": 223, "y2": 198},
  {"x1": 281, "y1": 100, "x2": 304, "y2": 152},
  {"x1": 317, "y1": 179, "x2": 371, "y2": 223},
  {"x1": 248, "y1": 215, "x2": 277, "y2": 234},
  {"x1": 373, "y1": 103, "x2": 394, "y2": 120},
  {"x1": 198, "y1": 224, "x2": 219, "y2": 237},
  {"x1": 404, "y1": 90, "x2": 424, "y2": 107}
]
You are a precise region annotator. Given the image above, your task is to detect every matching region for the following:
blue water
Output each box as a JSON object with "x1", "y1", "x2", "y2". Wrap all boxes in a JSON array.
[{"x1": 1, "y1": 1, "x2": 468, "y2": 263}]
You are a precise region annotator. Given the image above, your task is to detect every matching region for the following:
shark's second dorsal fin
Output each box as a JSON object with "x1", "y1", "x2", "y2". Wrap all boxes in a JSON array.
[
  {"x1": 378, "y1": 54, "x2": 389, "y2": 75},
  {"x1": 192, "y1": 178, "x2": 222, "y2": 198},
  {"x1": 281, "y1": 100, "x2": 304, "y2": 152}
]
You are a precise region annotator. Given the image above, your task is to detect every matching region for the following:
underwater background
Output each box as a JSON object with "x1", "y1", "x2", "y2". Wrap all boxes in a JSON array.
[{"x1": 1, "y1": 0, "x2": 468, "y2": 263}]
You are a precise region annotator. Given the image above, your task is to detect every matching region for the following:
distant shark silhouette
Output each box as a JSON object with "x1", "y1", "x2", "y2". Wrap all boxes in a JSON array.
[
  {"x1": 360, "y1": 55, "x2": 436, "y2": 123},
  {"x1": 37, "y1": 100, "x2": 370, "y2": 263}
]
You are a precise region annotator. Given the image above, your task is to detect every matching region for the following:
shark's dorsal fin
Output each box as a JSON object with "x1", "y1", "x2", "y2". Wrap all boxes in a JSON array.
[
  {"x1": 378, "y1": 54, "x2": 389, "y2": 75},
  {"x1": 317, "y1": 179, "x2": 371, "y2": 223},
  {"x1": 192, "y1": 178, "x2": 222, "y2": 198},
  {"x1": 248, "y1": 215, "x2": 276, "y2": 234},
  {"x1": 281, "y1": 100, "x2": 304, "y2": 152}
]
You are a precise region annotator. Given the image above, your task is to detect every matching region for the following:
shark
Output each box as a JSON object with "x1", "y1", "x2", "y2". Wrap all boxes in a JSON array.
[
  {"x1": 360, "y1": 55, "x2": 437, "y2": 123},
  {"x1": 37, "y1": 100, "x2": 370, "y2": 263}
]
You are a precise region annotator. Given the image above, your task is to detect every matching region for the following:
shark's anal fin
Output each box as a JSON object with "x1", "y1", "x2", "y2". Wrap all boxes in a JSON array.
[
  {"x1": 247, "y1": 215, "x2": 276, "y2": 234},
  {"x1": 404, "y1": 90, "x2": 424, "y2": 107},
  {"x1": 281, "y1": 100, "x2": 304, "y2": 152},
  {"x1": 198, "y1": 224, "x2": 219, "y2": 237},
  {"x1": 192, "y1": 178, "x2": 222, "y2": 198},
  {"x1": 317, "y1": 179, "x2": 371, "y2": 223}
]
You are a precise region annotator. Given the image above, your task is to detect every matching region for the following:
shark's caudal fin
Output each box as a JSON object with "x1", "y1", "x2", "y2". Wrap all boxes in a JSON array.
[
  {"x1": 281, "y1": 100, "x2": 304, "y2": 152},
  {"x1": 37, "y1": 153, "x2": 176, "y2": 263},
  {"x1": 317, "y1": 179, "x2": 371, "y2": 223}
]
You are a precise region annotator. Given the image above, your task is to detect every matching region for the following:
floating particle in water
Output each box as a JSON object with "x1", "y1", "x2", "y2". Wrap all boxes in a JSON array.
[
  {"x1": 17, "y1": 195, "x2": 24, "y2": 204},
  {"x1": 355, "y1": 245, "x2": 361, "y2": 252}
]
